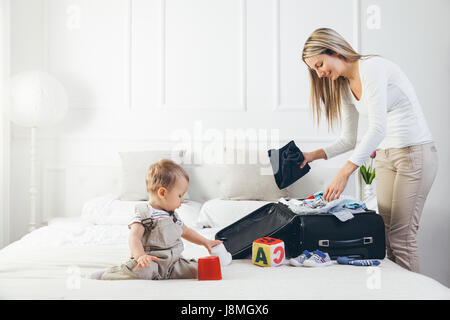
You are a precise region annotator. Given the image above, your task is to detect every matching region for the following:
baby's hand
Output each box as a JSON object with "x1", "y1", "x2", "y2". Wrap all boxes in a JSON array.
[
  {"x1": 136, "y1": 254, "x2": 160, "y2": 269},
  {"x1": 203, "y1": 239, "x2": 223, "y2": 254}
]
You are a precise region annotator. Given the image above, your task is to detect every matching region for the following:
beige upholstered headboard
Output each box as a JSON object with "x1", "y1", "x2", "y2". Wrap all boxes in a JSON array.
[{"x1": 43, "y1": 153, "x2": 358, "y2": 220}]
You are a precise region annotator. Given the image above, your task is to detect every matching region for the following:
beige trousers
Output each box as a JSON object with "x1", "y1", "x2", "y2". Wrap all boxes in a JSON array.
[{"x1": 375, "y1": 142, "x2": 438, "y2": 272}]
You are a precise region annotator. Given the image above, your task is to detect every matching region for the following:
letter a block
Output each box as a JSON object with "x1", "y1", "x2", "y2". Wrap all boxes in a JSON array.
[{"x1": 252, "y1": 237, "x2": 285, "y2": 267}]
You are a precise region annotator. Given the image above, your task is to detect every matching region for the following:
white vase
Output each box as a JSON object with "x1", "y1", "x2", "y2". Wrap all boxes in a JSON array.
[{"x1": 363, "y1": 184, "x2": 375, "y2": 202}]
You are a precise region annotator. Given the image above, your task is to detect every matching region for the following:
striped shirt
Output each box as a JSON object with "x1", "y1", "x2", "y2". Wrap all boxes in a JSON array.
[{"x1": 128, "y1": 203, "x2": 184, "y2": 229}]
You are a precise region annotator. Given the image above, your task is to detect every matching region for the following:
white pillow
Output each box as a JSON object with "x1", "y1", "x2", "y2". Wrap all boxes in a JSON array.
[
  {"x1": 174, "y1": 200, "x2": 203, "y2": 228},
  {"x1": 187, "y1": 164, "x2": 288, "y2": 202},
  {"x1": 220, "y1": 164, "x2": 288, "y2": 200},
  {"x1": 81, "y1": 194, "x2": 202, "y2": 228},
  {"x1": 119, "y1": 150, "x2": 188, "y2": 201},
  {"x1": 197, "y1": 198, "x2": 271, "y2": 228},
  {"x1": 81, "y1": 194, "x2": 141, "y2": 225}
]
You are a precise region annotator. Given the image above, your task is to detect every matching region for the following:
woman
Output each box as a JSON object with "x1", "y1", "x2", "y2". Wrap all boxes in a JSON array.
[{"x1": 299, "y1": 28, "x2": 438, "y2": 272}]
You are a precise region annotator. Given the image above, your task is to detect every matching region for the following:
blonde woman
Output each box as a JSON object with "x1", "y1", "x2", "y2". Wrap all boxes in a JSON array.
[{"x1": 299, "y1": 28, "x2": 438, "y2": 272}]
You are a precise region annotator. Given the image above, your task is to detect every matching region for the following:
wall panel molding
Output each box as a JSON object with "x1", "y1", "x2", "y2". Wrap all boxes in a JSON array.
[
  {"x1": 273, "y1": 0, "x2": 360, "y2": 112},
  {"x1": 159, "y1": 0, "x2": 166, "y2": 107},
  {"x1": 159, "y1": 0, "x2": 247, "y2": 111},
  {"x1": 272, "y1": 0, "x2": 280, "y2": 111},
  {"x1": 11, "y1": 135, "x2": 341, "y2": 144},
  {"x1": 124, "y1": 0, "x2": 132, "y2": 110},
  {"x1": 272, "y1": 0, "x2": 309, "y2": 112},
  {"x1": 44, "y1": 0, "x2": 131, "y2": 110}
]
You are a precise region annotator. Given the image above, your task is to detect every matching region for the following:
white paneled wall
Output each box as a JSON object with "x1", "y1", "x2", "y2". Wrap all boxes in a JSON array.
[
  {"x1": 8, "y1": 0, "x2": 450, "y2": 286},
  {"x1": 276, "y1": 0, "x2": 354, "y2": 111},
  {"x1": 46, "y1": 0, "x2": 129, "y2": 109},
  {"x1": 164, "y1": 0, "x2": 245, "y2": 109},
  {"x1": 359, "y1": 0, "x2": 450, "y2": 289},
  {"x1": 1, "y1": 0, "x2": 11, "y2": 248}
]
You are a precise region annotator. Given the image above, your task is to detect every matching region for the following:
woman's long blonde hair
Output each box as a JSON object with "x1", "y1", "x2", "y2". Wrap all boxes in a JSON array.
[{"x1": 302, "y1": 28, "x2": 374, "y2": 130}]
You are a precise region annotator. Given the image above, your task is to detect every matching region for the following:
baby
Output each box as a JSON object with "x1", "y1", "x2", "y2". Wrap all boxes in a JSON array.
[{"x1": 91, "y1": 159, "x2": 221, "y2": 280}]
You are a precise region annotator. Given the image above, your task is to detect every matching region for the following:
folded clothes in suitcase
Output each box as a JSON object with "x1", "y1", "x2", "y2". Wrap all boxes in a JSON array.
[{"x1": 215, "y1": 202, "x2": 386, "y2": 260}]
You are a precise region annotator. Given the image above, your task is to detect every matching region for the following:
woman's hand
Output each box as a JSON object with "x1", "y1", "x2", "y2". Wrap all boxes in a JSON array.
[
  {"x1": 300, "y1": 149, "x2": 327, "y2": 169},
  {"x1": 323, "y1": 161, "x2": 359, "y2": 202},
  {"x1": 300, "y1": 151, "x2": 316, "y2": 169},
  {"x1": 323, "y1": 172, "x2": 350, "y2": 202},
  {"x1": 203, "y1": 239, "x2": 223, "y2": 254},
  {"x1": 136, "y1": 254, "x2": 160, "y2": 269}
]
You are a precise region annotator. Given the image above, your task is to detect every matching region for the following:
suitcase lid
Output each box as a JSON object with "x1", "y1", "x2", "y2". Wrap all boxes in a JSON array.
[{"x1": 215, "y1": 202, "x2": 297, "y2": 256}]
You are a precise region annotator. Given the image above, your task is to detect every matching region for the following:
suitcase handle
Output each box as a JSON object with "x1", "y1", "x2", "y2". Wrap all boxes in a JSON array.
[{"x1": 318, "y1": 237, "x2": 373, "y2": 248}]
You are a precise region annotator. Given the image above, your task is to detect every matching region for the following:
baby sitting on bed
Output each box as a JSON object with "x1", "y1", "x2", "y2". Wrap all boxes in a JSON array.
[{"x1": 90, "y1": 159, "x2": 221, "y2": 280}]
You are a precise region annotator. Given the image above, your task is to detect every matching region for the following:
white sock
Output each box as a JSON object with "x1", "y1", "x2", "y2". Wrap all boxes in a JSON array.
[{"x1": 89, "y1": 270, "x2": 105, "y2": 280}]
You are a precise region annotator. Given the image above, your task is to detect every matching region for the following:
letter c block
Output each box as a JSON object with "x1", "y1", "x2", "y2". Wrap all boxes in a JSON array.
[{"x1": 252, "y1": 237, "x2": 285, "y2": 267}]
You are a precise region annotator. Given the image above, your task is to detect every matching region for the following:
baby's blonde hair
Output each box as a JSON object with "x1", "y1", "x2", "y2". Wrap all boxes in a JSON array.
[{"x1": 145, "y1": 159, "x2": 189, "y2": 196}]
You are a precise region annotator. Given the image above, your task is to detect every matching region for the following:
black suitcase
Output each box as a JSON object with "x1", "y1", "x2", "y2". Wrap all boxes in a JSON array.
[{"x1": 215, "y1": 202, "x2": 386, "y2": 260}]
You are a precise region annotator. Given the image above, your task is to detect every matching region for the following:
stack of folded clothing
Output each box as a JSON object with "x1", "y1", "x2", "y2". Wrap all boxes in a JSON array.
[{"x1": 278, "y1": 191, "x2": 367, "y2": 222}]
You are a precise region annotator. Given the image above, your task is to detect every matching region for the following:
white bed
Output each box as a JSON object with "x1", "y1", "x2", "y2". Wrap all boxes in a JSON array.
[
  {"x1": 1, "y1": 151, "x2": 449, "y2": 300},
  {"x1": 1, "y1": 202, "x2": 449, "y2": 300}
]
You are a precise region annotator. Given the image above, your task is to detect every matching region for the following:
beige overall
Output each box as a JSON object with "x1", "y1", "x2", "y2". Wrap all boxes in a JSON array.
[{"x1": 100, "y1": 204, "x2": 197, "y2": 280}]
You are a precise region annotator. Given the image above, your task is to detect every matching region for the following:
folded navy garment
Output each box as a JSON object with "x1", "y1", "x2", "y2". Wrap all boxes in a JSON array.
[{"x1": 268, "y1": 140, "x2": 311, "y2": 189}]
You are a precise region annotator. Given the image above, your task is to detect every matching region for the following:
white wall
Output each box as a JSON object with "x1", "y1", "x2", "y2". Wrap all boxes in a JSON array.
[
  {"x1": 0, "y1": 0, "x2": 11, "y2": 249},
  {"x1": 360, "y1": 0, "x2": 450, "y2": 289},
  {"x1": 9, "y1": 0, "x2": 360, "y2": 237},
  {"x1": 7, "y1": 0, "x2": 450, "y2": 286}
]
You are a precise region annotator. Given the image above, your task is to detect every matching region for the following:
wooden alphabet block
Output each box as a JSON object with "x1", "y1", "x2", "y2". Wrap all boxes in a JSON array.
[{"x1": 252, "y1": 237, "x2": 285, "y2": 267}]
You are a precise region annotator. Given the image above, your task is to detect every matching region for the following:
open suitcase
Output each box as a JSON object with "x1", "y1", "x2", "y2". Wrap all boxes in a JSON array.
[{"x1": 215, "y1": 202, "x2": 386, "y2": 260}]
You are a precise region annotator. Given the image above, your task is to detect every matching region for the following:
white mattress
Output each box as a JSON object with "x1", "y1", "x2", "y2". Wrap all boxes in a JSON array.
[{"x1": 1, "y1": 218, "x2": 449, "y2": 300}]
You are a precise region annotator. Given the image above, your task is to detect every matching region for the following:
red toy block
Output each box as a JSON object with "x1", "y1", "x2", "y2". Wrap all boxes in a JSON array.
[{"x1": 198, "y1": 256, "x2": 222, "y2": 280}]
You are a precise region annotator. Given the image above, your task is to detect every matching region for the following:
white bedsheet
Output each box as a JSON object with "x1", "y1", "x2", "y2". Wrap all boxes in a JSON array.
[{"x1": 1, "y1": 218, "x2": 449, "y2": 300}]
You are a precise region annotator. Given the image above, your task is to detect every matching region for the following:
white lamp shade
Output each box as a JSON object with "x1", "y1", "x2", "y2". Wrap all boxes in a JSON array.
[{"x1": 7, "y1": 70, "x2": 68, "y2": 127}]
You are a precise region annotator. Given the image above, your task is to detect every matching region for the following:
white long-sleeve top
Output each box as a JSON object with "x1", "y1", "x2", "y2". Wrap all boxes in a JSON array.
[{"x1": 323, "y1": 56, "x2": 433, "y2": 167}]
